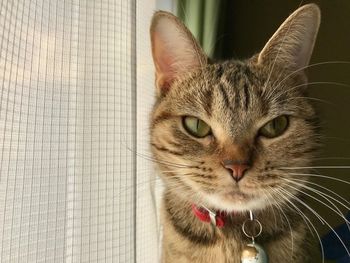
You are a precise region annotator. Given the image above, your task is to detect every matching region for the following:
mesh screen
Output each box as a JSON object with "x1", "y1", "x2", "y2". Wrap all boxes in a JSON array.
[{"x1": 0, "y1": 0, "x2": 159, "y2": 262}]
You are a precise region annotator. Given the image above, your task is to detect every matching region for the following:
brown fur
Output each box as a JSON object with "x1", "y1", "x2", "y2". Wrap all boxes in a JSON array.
[{"x1": 150, "y1": 4, "x2": 321, "y2": 263}]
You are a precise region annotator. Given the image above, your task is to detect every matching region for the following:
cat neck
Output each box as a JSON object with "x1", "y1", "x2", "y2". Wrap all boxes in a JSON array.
[
  {"x1": 162, "y1": 188, "x2": 304, "y2": 242},
  {"x1": 163, "y1": 189, "x2": 250, "y2": 237}
]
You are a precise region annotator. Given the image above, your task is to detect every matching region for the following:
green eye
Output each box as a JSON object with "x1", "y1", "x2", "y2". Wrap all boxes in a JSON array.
[
  {"x1": 182, "y1": 116, "x2": 211, "y2": 138},
  {"x1": 259, "y1": 115, "x2": 289, "y2": 138}
]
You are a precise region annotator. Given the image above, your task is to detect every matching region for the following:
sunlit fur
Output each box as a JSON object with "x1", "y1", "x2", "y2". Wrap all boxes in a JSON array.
[
  {"x1": 151, "y1": 61, "x2": 319, "y2": 212},
  {"x1": 150, "y1": 4, "x2": 321, "y2": 263}
]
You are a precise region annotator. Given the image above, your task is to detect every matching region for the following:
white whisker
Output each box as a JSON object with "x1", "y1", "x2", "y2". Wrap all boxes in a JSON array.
[
  {"x1": 285, "y1": 172, "x2": 350, "y2": 185},
  {"x1": 283, "y1": 178, "x2": 350, "y2": 210},
  {"x1": 282, "y1": 182, "x2": 350, "y2": 224},
  {"x1": 273, "y1": 81, "x2": 350, "y2": 102},
  {"x1": 271, "y1": 187, "x2": 324, "y2": 263},
  {"x1": 281, "y1": 166, "x2": 350, "y2": 169},
  {"x1": 279, "y1": 96, "x2": 334, "y2": 105},
  {"x1": 278, "y1": 186, "x2": 350, "y2": 257},
  {"x1": 263, "y1": 189, "x2": 294, "y2": 260},
  {"x1": 285, "y1": 177, "x2": 350, "y2": 208},
  {"x1": 261, "y1": 190, "x2": 278, "y2": 227},
  {"x1": 282, "y1": 179, "x2": 350, "y2": 235},
  {"x1": 274, "y1": 60, "x2": 350, "y2": 91}
]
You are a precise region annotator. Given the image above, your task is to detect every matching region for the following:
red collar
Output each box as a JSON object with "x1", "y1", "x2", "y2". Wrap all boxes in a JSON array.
[{"x1": 191, "y1": 204, "x2": 230, "y2": 228}]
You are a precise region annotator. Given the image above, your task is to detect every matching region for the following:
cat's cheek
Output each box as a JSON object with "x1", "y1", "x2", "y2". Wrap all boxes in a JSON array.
[{"x1": 151, "y1": 122, "x2": 175, "y2": 146}]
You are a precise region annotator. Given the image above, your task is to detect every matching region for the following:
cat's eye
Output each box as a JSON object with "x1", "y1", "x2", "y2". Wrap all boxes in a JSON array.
[
  {"x1": 259, "y1": 115, "x2": 289, "y2": 138},
  {"x1": 182, "y1": 116, "x2": 211, "y2": 138}
]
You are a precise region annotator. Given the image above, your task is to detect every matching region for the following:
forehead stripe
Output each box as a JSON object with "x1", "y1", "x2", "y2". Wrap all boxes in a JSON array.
[
  {"x1": 243, "y1": 82, "x2": 250, "y2": 111},
  {"x1": 218, "y1": 84, "x2": 235, "y2": 113}
]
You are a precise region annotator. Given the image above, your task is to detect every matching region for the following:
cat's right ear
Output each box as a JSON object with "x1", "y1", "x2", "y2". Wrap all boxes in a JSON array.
[{"x1": 150, "y1": 11, "x2": 207, "y2": 96}]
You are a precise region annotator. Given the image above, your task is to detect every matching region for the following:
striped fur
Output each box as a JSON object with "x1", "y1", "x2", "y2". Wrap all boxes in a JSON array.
[{"x1": 150, "y1": 4, "x2": 321, "y2": 263}]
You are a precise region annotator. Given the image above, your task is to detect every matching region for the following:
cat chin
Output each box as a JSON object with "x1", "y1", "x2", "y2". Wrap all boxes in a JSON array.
[{"x1": 202, "y1": 193, "x2": 268, "y2": 213}]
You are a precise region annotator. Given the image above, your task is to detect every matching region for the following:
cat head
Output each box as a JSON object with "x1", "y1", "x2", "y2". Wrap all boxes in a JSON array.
[{"x1": 150, "y1": 4, "x2": 321, "y2": 212}]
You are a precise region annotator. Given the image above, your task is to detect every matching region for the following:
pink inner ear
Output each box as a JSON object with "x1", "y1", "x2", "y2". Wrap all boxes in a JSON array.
[{"x1": 153, "y1": 32, "x2": 177, "y2": 91}]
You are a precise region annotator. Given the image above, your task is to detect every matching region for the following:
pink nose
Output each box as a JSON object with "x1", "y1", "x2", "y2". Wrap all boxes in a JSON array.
[{"x1": 222, "y1": 160, "x2": 250, "y2": 182}]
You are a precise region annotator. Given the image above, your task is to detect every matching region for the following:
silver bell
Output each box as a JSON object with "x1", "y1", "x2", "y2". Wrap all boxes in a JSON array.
[{"x1": 241, "y1": 243, "x2": 268, "y2": 263}]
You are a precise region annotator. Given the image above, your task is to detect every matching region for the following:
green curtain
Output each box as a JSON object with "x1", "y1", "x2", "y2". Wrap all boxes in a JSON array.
[{"x1": 177, "y1": 0, "x2": 233, "y2": 60}]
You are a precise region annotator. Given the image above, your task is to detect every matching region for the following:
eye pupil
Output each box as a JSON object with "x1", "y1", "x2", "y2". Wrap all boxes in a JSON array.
[
  {"x1": 272, "y1": 119, "x2": 277, "y2": 130},
  {"x1": 183, "y1": 116, "x2": 211, "y2": 138},
  {"x1": 259, "y1": 115, "x2": 288, "y2": 138}
]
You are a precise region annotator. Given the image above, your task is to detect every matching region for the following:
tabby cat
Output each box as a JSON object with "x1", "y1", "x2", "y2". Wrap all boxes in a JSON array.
[{"x1": 150, "y1": 4, "x2": 321, "y2": 263}]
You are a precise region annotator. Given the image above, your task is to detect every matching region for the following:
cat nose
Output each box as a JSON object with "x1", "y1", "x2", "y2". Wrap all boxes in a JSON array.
[{"x1": 221, "y1": 160, "x2": 250, "y2": 182}]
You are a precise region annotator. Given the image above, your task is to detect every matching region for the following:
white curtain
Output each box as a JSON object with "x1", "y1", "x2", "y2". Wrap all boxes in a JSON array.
[{"x1": 0, "y1": 0, "x2": 160, "y2": 262}]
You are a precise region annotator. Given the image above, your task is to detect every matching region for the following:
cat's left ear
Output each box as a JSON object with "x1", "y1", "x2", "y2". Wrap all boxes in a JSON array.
[
  {"x1": 150, "y1": 11, "x2": 207, "y2": 96},
  {"x1": 258, "y1": 4, "x2": 321, "y2": 72}
]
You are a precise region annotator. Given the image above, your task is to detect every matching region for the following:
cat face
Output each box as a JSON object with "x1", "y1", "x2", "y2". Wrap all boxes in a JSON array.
[{"x1": 150, "y1": 4, "x2": 321, "y2": 212}]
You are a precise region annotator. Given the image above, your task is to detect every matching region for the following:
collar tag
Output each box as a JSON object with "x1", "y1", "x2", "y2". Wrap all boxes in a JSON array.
[
  {"x1": 207, "y1": 208, "x2": 217, "y2": 226},
  {"x1": 191, "y1": 204, "x2": 225, "y2": 228}
]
